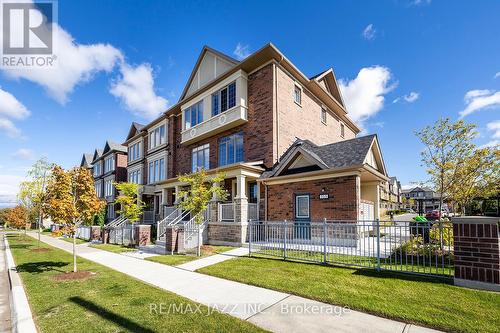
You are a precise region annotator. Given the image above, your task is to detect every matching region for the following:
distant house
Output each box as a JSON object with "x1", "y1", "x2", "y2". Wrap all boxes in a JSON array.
[{"x1": 401, "y1": 186, "x2": 441, "y2": 213}]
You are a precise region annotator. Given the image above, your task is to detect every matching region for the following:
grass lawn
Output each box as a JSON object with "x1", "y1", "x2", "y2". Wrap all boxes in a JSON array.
[
  {"x1": 60, "y1": 237, "x2": 88, "y2": 245},
  {"x1": 89, "y1": 243, "x2": 137, "y2": 253},
  {"x1": 198, "y1": 255, "x2": 500, "y2": 333},
  {"x1": 6, "y1": 234, "x2": 265, "y2": 333},
  {"x1": 146, "y1": 245, "x2": 236, "y2": 266}
]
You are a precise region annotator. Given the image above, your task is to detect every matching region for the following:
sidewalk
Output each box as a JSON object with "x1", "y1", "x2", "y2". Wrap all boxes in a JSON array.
[
  {"x1": 0, "y1": 233, "x2": 12, "y2": 333},
  {"x1": 28, "y1": 233, "x2": 441, "y2": 333},
  {"x1": 176, "y1": 247, "x2": 249, "y2": 271}
]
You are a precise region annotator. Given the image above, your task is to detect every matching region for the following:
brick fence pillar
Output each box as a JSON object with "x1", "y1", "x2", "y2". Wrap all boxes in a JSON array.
[
  {"x1": 134, "y1": 225, "x2": 151, "y2": 247},
  {"x1": 90, "y1": 226, "x2": 102, "y2": 242},
  {"x1": 452, "y1": 216, "x2": 500, "y2": 291}
]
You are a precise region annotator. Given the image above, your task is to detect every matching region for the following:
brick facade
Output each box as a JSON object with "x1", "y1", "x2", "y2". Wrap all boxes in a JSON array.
[
  {"x1": 208, "y1": 223, "x2": 247, "y2": 245},
  {"x1": 264, "y1": 176, "x2": 358, "y2": 221},
  {"x1": 453, "y1": 217, "x2": 500, "y2": 291}
]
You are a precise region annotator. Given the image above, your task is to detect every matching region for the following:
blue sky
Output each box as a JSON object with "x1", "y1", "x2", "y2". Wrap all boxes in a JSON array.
[{"x1": 1, "y1": 0, "x2": 499, "y2": 205}]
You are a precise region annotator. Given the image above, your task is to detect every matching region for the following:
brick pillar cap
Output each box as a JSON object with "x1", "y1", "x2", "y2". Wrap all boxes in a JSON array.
[{"x1": 452, "y1": 216, "x2": 499, "y2": 225}]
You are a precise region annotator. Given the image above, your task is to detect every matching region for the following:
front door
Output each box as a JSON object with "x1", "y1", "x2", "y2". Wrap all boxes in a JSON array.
[{"x1": 294, "y1": 194, "x2": 311, "y2": 239}]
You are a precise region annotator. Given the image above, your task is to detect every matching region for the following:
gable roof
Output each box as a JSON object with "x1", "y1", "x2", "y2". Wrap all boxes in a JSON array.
[
  {"x1": 261, "y1": 135, "x2": 387, "y2": 179},
  {"x1": 80, "y1": 153, "x2": 93, "y2": 168},
  {"x1": 179, "y1": 45, "x2": 239, "y2": 101},
  {"x1": 92, "y1": 149, "x2": 104, "y2": 163},
  {"x1": 103, "y1": 140, "x2": 127, "y2": 156},
  {"x1": 309, "y1": 68, "x2": 345, "y2": 108},
  {"x1": 125, "y1": 122, "x2": 145, "y2": 141}
]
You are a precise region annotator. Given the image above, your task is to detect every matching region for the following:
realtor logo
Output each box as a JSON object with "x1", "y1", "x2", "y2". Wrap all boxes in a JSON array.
[
  {"x1": 1, "y1": 0, "x2": 57, "y2": 68},
  {"x1": 2, "y1": 1, "x2": 54, "y2": 54}
]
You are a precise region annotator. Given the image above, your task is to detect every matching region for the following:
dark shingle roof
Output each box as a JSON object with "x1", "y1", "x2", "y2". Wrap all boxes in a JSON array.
[
  {"x1": 106, "y1": 141, "x2": 127, "y2": 153},
  {"x1": 261, "y1": 135, "x2": 377, "y2": 178},
  {"x1": 80, "y1": 153, "x2": 93, "y2": 167}
]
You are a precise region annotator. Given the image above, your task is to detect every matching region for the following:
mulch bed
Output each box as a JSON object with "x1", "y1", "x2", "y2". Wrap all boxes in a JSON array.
[
  {"x1": 53, "y1": 271, "x2": 96, "y2": 281},
  {"x1": 30, "y1": 248, "x2": 51, "y2": 253}
]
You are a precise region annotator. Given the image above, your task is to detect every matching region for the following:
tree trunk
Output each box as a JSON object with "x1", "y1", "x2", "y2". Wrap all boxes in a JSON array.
[
  {"x1": 73, "y1": 221, "x2": 77, "y2": 272},
  {"x1": 38, "y1": 214, "x2": 42, "y2": 248}
]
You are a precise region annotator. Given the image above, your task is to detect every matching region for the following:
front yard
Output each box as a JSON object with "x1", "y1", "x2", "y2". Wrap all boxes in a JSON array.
[
  {"x1": 198, "y1": 255, "x2": 500, "y2": 333},
  {"x1": 6, "y1": 234, "x2": 265, "y2": 333},
  {"x1": 146, "y1": 245, "x2": 236, "y2": 266}
]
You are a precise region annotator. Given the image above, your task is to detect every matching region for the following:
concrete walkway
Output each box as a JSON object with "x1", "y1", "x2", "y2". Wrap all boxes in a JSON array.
[
  {"x1": 176, "y1": 247, "x2": 249, "y2": 271},
  {"x1": 29, "y1": 233, "x2": 440, "y2": 333},
  {"x1": 0, "y1": 233, "x2": 12, "y2": 333}
]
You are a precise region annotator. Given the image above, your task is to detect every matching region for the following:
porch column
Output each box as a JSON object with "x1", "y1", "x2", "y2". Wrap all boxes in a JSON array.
[
  {"x1": 174, "y1": 185, "x2": 181, "y2": 204},
  {"x1": 235, "y1": 175, "x2": 247, "y2": 199},
  {"x1": 161, "y1": 188, "x2": 168, "y2": 218},
  {"x1": 374, "y1": 183, "x2": 380, "y2": 220},
  {"x1": 234, "y1": 175, "x2": 248, "y2": 225},
  {"x1": 209, "y1": 182, "x2": 220, "y2": 223}
]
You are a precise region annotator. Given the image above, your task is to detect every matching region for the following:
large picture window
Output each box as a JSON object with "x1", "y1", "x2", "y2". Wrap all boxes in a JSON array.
[
  {"x1": 104, "y1": 179, "x2": 113, "y2": 197},
  {"x1": 128, "y1": 169, "x2": 142, "y2": 184},
  {"x1": 148, "y1": 158, "x2": 165, "y2": 183},
  {"x1": 104, "y1": 156, "x2": 115, "y2": 173},
  {"x1": 211, "y1": 82, "x2": 236, "y2": 116},
  {"x1": 218, "y1": 133, "x2": 243, "y2": 167},
  {"x1": 149, "y1": 125, "x2": 166, "y2": 150},
  {"x1": 128, "y1": 141, "x2": 141, "y2": 161},
  {"x1": 192, "y1": 144, "x2": 209, "y2": 172},
  {"x1": 184, "y1": 101, "x2": 203, "y2": 129}
]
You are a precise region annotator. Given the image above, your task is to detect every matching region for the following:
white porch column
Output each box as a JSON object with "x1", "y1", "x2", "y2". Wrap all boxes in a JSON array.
[
  {"x1": 174, "y1": 185, "x2": 181, "y2": 204},
  {"x1": 374, "y1": 183, "x2": 380, "y2": 221},
  {"x1": 235, "y1": 175, "x2": 247, "y2": 199}
]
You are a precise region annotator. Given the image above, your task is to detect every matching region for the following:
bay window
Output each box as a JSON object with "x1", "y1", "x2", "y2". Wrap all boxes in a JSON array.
[
  {"x1": 184, "y1": 101, "x2": 203, "y2": 129},
  {"x1": 192, "y1": 144, "x2": 210, "y2": 172},
  {"x1": 148, "y1": 158, "x2": 165, "y2": 183},
  {"x1": 212, "y1": 81, "x2": 236, "y2": 116},
  {"x1": 149, "y1": 125, "x2": 166, "y2": 150},
  {"x1": 218, "y1": 133, "x2": 243, "y2": 166}
]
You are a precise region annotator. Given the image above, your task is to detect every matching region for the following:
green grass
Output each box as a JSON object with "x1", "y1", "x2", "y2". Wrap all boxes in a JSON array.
[
  {"x1": 198, "y1": 255, "x2": 500, "y2": 333},
  {"x1": 89, "y1": 243, "x2": 137, "y2": 253},
  {"x1": 60, "y1": 237, "x2": 88, "y2": 245},
  {"x1": 146, "y1": 245, "x2": 236, "y2": 266},
  {"x1": 6, "y1": 234, "x2": 265, "y2": 333}
]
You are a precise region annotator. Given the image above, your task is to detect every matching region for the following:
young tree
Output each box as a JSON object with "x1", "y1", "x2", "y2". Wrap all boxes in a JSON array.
[
  {"x1": 0, "y1": 208, "x2": 12, "y2": 227},
  {"x1": 18, "y1": 158, "x2": 53, "y2": 247},
  {"x1": 451, "y1": 147, "x2": 499, "y2": 214},
  {"x1": 177, "y1": 170, "x2": 228, "y2": 255},
  {"x1": 415, "y1": 118, "x2": 476, "y2": 213},
  {"x1": 6, "y1": 205, "x2": 28, "y2": 231},
  {"x1": 45, "y1": 166, "x2": 104, "y2": 272},
  {"x1": 114, "y1": 182, "x2": 145, "y2": 223}
]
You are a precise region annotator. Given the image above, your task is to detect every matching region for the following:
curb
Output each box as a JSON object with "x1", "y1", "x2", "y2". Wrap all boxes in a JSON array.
[{"x1": 3, "y1": 235, "x2": 37, "y2": 333}]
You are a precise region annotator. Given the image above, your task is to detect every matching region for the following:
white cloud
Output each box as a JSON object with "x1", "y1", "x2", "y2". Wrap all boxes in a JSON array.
[
  {"x1": 460, "y1": 89, "x2": 500, "y2": 118},
  {"x1": 12, "y1": 148, "x2": 34, "y2": 160},
  {"x1": 0, "y1": 118, "x2": 22, "y2": 138},
  {"x1": 410, "y1": 0, "x2": 432, "y2": 5},
  {"x1": 494, "y1": 72, "x2": 500, "y2": 79},
  {"x1": 362, "y1": 24, "x2": 376, "y2": 40},
  {"x1": 110, "y1": 63, "x2": 168, "y2": 120},
  {"x1": 339, "y1": 66, "x2": 396, "y2": 126},
  {"x1": 0, "y1": 88, "x2": 30, "y2": 120},
  {"x1": 393, "y1": 91, "x2": 420, "y2": 104},
  {"x1": 480, "y1": 120, "x2": 500, "y2": 148},
  {"x1": 0, "y1": 174, "x2": 24, "y2": 207},
  {"x1": 1, "y1": 4, "x2": 123, "y2": 104},
  {"x1": 401, "y1": 184, "x2": 415, "y2": 190},
  {"x1": 233, "y1": 43, "x2": 250, "y2": 60}
]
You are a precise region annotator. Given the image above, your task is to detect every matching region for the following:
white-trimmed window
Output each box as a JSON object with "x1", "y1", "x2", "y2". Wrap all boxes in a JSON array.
[
  {"x1": 104, "y1": 179, "x2": 113, "y2": 197},
  {"x1": 212, "y1": 81, "x2": 236, "y2": 116},
  {"x1": 128, "y1": 169, "x2": 142, "y2": 184},
  {"x1": 149, "y1": 125, "x2": 166, "y2": 150},
  {"x1": 321, "y1": 108, "x2": 327, "y2": 124},
  {"x1": 294, "y1": 85, "x2": 302, "y2": 105},
  {"x1": 295, "y1": 195, "x2": 310, "y2": 218},
  {"x1": 184, "y1": 100, "x2": 204, "y2": 130},
  {"x1": 94, "y1": 182, "x2": 102, "y2": 197},
  {"x1": 104, "y1": 155, "x2": 115, "y2": 173},
  {"x1": 218, "y1": 133, "x2": 243, "y2": 167},
  {"x1": 128, "y1": 141, "x2": 141, "y2": 162},
  {"x1": 93, "y1": 162, "x2": 101, "y2": 176},
  {"x1": 192, "y1": 144, "x2": 209, "y2": 172},
  {"x1": 340, "y1": 123, "x2": 345, "y2": 138},
  {"x1": 148, "y1": 158, "x2": 165, "y2": 183}
]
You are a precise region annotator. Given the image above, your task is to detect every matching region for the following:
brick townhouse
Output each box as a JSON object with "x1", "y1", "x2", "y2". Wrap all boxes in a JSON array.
[
  {"x1": 81, "y1": 141, "x2": 128, "y2": 222},
  {"x1": 111, "y1": 43, "x2": 390, "y2": 245}
]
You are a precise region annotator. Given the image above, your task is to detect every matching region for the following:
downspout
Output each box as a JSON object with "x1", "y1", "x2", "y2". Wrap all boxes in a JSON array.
[
  {"x1": 264, "y1": 182, "x2": 268, "y2": 221},
  {"x1": 275, "y1": 56, "x2": 284, "y2": 163}
]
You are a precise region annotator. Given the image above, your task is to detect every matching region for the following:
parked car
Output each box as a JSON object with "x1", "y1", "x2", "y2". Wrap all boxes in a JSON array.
[{"x1": 425, "y1": 210, "x2": 441, "y2": 220}]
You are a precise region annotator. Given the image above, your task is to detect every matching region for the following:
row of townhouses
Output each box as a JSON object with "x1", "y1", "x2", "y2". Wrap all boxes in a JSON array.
[{"x1": 79, "y1": 43, "x2": 400, "y2": 245}]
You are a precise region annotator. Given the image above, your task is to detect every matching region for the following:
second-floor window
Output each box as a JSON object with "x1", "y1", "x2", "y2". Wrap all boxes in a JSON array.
[
  {"x1": 294, "y1": 85, "x2": 302, "y2": 105},
  {"x1": 104, "y1": 179, "x2": 113, "y2": 197},
  {"x1": 212, "y1": 81, "x2": 236, "y2": 116},
  {"x1": 104, "y1": 156, "x2": 115, "y2": 173},
  {"x1": 192, "y1": 144, "x2": 209, "y2": 172},
  {"x1": 148, "y1": 158, "x2": 165, "y2": 183},
  {"x1": 128, "y1": 142, "x2": 141, "y2": 162},
  {"x1": 93, "y1": 162, "x2": 101, "y2": 176},
  {"x1": 184, "y1": 101, "x2": 203, "y2": 129},
  {"x1": 219, "y1": 133, "x2": 243, "y2": 167},
  {"x1": 128, "y1": 169, "x2": 142, "y2": 184},
  {"x1": 149, "y1": 125, "x2": 166, "y2": 150}
]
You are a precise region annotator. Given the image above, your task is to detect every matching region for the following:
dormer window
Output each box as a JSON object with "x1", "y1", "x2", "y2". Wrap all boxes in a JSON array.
[
  {"x1": 212, "y1": 81, "x2": 236, "y2": 116},
  {"x1": 184, "y1": 101, "x2": 203, "y2": 129}
]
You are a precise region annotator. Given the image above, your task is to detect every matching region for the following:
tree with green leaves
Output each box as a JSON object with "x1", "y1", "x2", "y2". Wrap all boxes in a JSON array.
[
  {"x1": 114, "y1": 182, "x2": 145, "y2": 223},
  {"x1": 415, "y1": 118, "x2": 477, "y2": 213},
  {"x1": 177, "y1": 170, "x2": 228, "y2": 255},
  {"x1": 45, "y1": 166, "x2": 105, "y2": 272},
  {"x1": 18, "y1": 158, "x2": 54, "y2": 247}
]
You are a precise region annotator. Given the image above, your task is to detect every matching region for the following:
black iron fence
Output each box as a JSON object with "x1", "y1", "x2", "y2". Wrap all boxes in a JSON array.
[{"x1": 248, "y1": 219, "x2": 454, "y2": 278}]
